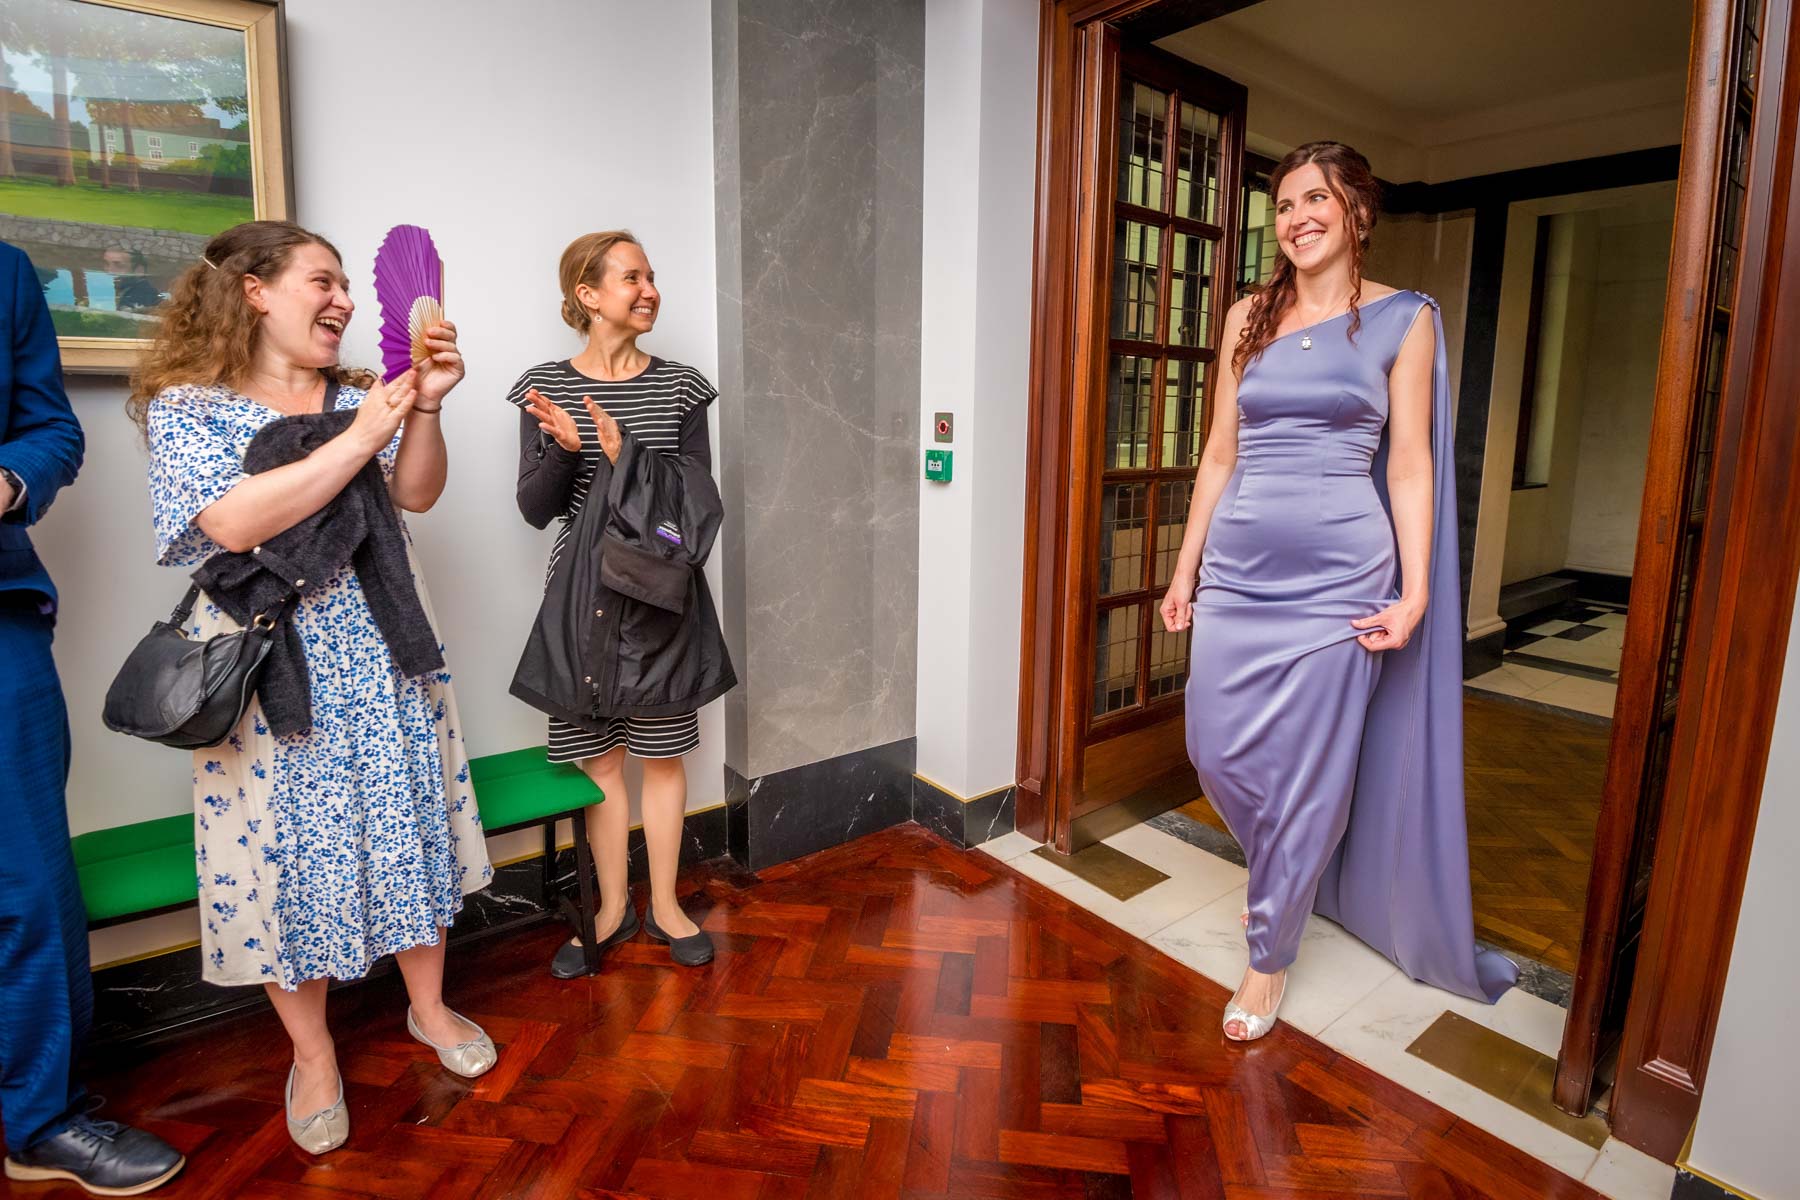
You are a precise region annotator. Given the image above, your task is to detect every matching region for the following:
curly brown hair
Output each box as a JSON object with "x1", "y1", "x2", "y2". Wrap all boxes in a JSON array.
[
  {"x1": 126, "y1": 220, "x2": 375, "y2": 433},
  {"x1": 557, "y1": 230, "x2": 641, "y2": 334},
  {"x1": 1232, "y1": 141, "x2": 1382, "y2": 378}
]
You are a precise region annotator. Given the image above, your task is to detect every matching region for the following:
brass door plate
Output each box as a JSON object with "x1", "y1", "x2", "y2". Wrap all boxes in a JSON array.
[
  {"x1": 1034, "y1": 840, "x2": 1169, "y2": 901},
  {"x1": 1406, "y1": 1011, "x2": 1609, "y2": 1149}
]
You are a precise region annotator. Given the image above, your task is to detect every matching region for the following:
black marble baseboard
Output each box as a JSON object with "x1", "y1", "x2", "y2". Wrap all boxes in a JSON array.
[
  {"x1": 90, "y1": 805, "x2": 729, "y2": 1047},
  {"x1": 1566, "y1": 569, "x2": 1633, "y2": 607},
  {"x1": 725, "y1": 737, "x2": 916, "y2": 871},
  {"x1": 1672, "y1": 1167, "x2": 1743, "y2": 1200},
  {"x1": 913, "y1": 775, "x2": 1016, "y2": 848},
  {"x1": 1464, "y1": 627, "x2": 1506, "y2": 679},
  {"x1": 1146, "y1": 808, "x2": 1247, "y2": 868}
]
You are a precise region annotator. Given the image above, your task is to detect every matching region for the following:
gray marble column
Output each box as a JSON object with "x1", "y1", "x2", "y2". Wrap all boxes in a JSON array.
[{"x1": 713, "y1": 0, "x2": 924, "y2": 867}]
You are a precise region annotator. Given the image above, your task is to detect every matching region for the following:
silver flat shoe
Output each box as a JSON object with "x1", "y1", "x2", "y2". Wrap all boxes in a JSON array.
[
  {"x1": 406, "y1": 1006, "x2": 497, "y2": 1078},
  {"x1": 284, "y1": 1063, "x2": 348, "y2": 1154}
]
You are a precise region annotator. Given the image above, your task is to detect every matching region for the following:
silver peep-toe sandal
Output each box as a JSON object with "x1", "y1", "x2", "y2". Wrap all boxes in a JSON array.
[{"x1": 1222, "y1": 970, "x2": 1287, "y2": 1043}]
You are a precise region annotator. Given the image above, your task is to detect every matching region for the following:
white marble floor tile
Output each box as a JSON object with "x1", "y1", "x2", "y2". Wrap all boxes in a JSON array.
[
  {"x1": 974, "y1": 829, "x2": 1043, "y2": 862},
  {"x1": 1001, "y1": 845, "x2": 1078, "y2": 888},
  {"x1": 1045, "y1": 852, "x2": 1240, "y2": 941},
  {"x1": 1584, "y1": 1138, "x2": 1678, "y2": 1200},
  {"x1": 1523, "y1": 636, "x2": 1624, "y2": 671},
  {"x1": 1316, "y1": 971, "x2": 1599, "y2": 1179},
  {"x1": 1149, "y1": 890, "x2": 1399, "y2": 1037},
  {"x1": 1466, "y1": 663, "x2": 1564, "y2": 700},
  {"x1": 1527, "y1": 619, "x2": 1578, "y2": 635},
  {"x1": 1102, "y1": 821, "x2": 1240, "y2": 881},
  {"x1": 1146, "y1": 885, "x2": 1248, "y2": 991},
  {"x1": 1533, "y1": 675, "x2": 1618, "y2": 718},
  {"x1": 1587, "y1": 627, "x2": 1626, "y2": 653},
  {"x1": 1592, "y1": 612, "x2": 1629, "y2": 630}
]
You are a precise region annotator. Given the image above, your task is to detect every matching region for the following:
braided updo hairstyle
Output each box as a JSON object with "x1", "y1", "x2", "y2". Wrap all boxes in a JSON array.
[{"x1": 558, "y1": 230, "x2": 640, "y2": 333}]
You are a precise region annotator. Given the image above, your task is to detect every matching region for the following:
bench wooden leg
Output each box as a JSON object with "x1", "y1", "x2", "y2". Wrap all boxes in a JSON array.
[
  {"x1": 570, "y1": 807, "x2": 601, "y2": 977},
  {"x1": 540, "y1": 822, "x2": 557, "y2": 910}
]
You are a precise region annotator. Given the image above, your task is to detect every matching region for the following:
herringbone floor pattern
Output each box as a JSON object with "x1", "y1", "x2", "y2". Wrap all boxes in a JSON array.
[
  {"x1": 8, "y1": 825, "x2": 1602, "y2": 1198},
  {"x1": 1462, "y1": 693, "x2": 1608, "y2": 974}
]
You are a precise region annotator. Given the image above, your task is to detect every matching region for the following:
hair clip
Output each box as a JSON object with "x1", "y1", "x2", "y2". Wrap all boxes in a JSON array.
[{"x1": 202, "y1": 256, "x2": 220, "y2": 271}]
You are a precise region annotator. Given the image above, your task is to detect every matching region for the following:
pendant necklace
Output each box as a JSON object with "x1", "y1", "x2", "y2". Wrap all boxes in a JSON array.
[
  {"x1": 1298, "y1": 308, "x2": 1324, "y2": 351},
  {"x1": 1297, "y1": 295, "x2": 1350, "y2": 350}
]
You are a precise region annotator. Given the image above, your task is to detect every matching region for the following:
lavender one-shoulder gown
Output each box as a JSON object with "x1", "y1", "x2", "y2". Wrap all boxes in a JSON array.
[{"x1": 1185, "y1": 289, "x2": 1516, "y2": 1004}]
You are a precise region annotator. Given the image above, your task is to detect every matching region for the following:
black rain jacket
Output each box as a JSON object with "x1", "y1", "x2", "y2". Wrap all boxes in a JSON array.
[{"x1": 509, "y1": 401, "x2": 736, "y2": 727}]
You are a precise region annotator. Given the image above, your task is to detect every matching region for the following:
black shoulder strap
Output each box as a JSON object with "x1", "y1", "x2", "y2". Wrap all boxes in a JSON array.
[
  {"x1": 169, "y1": 583, "x2": 202, "y2": 625},
  {"x1": 323, "y1": 373, "x2": 343, "y2": 411}
]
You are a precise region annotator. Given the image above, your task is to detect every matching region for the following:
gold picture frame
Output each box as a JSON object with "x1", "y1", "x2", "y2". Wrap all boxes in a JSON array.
[{"x1": 2, "y1": 0, "x2": 291, "y2": 374}]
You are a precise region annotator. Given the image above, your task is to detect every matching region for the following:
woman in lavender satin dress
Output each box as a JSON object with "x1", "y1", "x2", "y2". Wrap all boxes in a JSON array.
[{"x1": 1159, "y1": 142, "x2": 1517, "y2": 1042}]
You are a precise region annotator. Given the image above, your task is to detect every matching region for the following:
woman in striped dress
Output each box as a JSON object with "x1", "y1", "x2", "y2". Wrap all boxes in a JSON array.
[{"x1": 507, "y1": 230, "x2": 723, "y2": 975}]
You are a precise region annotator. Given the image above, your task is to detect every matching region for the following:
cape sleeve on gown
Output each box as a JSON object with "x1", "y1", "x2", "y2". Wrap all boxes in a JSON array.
[{"x1": 1312, "y1": 293, "x2": 1520, "y2": 1004}]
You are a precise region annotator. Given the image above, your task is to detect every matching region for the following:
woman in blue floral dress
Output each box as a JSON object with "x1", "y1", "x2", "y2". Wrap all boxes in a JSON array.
[{"x1": 128, "y1": 221, "x2": 496, "y2": 1156}]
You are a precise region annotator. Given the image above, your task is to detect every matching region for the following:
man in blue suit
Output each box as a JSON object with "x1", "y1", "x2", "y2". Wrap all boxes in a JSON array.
[{"x1": 0, "y1": 241, "x2": 183, "y2": 1194}]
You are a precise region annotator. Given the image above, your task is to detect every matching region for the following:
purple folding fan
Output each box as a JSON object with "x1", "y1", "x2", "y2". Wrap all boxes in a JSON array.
[{"x1": 373, "y1": 224, "x2": 444, "y2": 382}]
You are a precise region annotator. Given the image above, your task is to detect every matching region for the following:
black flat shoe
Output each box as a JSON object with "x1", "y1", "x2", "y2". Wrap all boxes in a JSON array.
[
  {"x1": 4, "y1": 1109, "x2": 185, "y2": 1196},
  {"x1": 644, "y1": 907, "x2": 714, "y2": 966},
  {"x1": 550, "y1": 904, "x2": 640, "y2": 979}
]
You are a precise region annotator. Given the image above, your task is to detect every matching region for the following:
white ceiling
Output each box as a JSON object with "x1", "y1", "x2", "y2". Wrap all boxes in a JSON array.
[
  {"x1": 1190, "y1": 0, "x2": 1690, "y2": 120},
  {"x1": 1157, "y1": 0, "x2": 1692, "y2": 181}
]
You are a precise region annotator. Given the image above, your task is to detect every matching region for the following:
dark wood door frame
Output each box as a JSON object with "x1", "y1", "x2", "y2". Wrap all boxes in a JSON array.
[
  {"x1": 1600, "y1": 0, "x2": 1800, "y2": 1159},
  {"x1": 1015, "y1": 0, "x2": 1255, "y2": 852},
  {"x1": 1553, "y1": 0, "x2": 1747, "y2": 1122}
]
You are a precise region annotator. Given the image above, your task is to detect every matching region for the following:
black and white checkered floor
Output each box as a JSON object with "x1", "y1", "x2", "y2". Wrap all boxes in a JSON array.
[{"x1": 1465, "y1": 599, "x2": 1627, "y2": 718}]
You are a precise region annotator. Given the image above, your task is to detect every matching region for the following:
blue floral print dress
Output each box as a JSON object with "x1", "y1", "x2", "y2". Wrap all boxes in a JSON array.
[{"x1": 145, "y1": 383, "x2": 492, "y2": 991}]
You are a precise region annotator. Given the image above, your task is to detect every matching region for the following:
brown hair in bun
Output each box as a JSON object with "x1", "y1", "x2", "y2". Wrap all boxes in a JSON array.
[{"x1": 558, "y1": 230, "x2": 640, "y2": 333}]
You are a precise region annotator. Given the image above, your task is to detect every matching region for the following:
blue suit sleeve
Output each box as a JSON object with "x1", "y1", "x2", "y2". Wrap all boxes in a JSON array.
[{"x1": 0, "y1": 248, "x2": 85, "y2": 526}]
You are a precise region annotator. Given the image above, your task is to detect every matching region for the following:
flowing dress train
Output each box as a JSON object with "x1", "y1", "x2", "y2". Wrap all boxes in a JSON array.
[{"x1": 1185, "y1": 290, "x2": 1516, "y2": 1003}]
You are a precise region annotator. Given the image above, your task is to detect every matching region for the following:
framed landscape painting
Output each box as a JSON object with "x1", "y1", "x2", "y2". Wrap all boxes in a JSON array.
[{"x1": 1, "y1": 0, "x2": 290, "y2": 372}]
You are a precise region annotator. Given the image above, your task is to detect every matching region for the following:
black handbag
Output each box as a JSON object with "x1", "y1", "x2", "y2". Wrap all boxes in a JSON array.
[{"x1": 102, "y1": 584, "x2": 288, "y2": 750}]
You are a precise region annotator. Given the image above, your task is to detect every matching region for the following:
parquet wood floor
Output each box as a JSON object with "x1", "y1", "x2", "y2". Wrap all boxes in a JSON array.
[
  {"x1": 1179, "y1": 691, "x2": 1607, "y2": 975},
  {"x1": 1460, "y1": 694, "x2": 1607, "y2": 974},
  {"x1": 9, "y1": 825, "x2": 1602, "y2": 1199}
]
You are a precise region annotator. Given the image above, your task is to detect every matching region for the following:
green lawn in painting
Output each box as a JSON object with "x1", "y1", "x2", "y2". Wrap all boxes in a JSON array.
[
  {"x1": 0, "y1": 176, "x2": 253, "y2": 237},
  {"x1": 51, "y1": 309, "x2": 150, "y2": 338}
]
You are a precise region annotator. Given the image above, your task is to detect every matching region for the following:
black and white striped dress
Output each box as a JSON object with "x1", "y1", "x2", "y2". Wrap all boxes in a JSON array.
[{"x1": 506, "y1": 357, "x2": 713, "y2": 762}]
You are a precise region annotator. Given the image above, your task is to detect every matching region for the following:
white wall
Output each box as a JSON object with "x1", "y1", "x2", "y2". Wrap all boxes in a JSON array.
[
  {"x1": 41, "y1": 0, "x2": 723, "y2": 956},
  {"x1": 1362, "y1": 209, "x2": 1476, "y2": 410},
  {"x1": 1686, "y1": 584, "x2": 1800, "y2": 1200},
  {"x1": 913, "y1": 0, "x2": 1038, "y2": 801},
  {"x1": 1467, "y1": 183, "x2": 1674, "y2": 633},
  {"x1": 1565, "y1": 210, "x2": 1673, "y2": 575},
  {"x1": 1503, "y1": 211, "x2": 1600, "y2": 586}
]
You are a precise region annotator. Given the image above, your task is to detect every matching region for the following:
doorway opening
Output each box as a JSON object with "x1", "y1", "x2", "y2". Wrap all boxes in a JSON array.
[{"x1": 1017, "y1": 0, "x2": 1784, "y2": 1158}]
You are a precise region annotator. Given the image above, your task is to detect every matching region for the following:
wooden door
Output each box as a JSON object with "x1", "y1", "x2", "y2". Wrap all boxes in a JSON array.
[
  {"x1": 1026, "y1": 31, "x2": 1247, "y2": 851},
  {"x1": 1554, "y1": 0, "x2": 1772, "y2": 1120}
]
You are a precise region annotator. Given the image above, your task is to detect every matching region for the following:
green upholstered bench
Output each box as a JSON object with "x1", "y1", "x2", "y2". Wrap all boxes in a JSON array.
[
  {"x1": 72, "y1": 813, "x2": 197, "y2": 928},
  {"x1": 73, "y1": 748, "x2": 608, "y2": 973},
  {"x1": 467, "y1": 747, "x2": 607, "y2": 975}
]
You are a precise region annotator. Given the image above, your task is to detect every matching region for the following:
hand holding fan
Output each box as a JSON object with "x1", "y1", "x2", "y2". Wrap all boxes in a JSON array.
[{"x1": 373, "y1": 224, "x2": 445, "y2": 383}]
